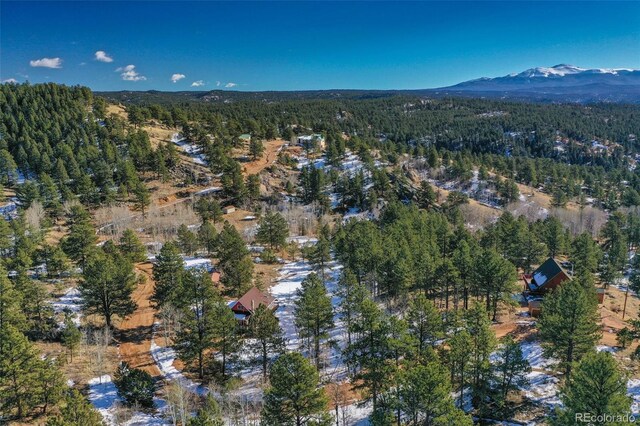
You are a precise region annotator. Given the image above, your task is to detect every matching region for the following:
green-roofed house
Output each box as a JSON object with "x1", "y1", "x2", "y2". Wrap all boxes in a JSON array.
[{"x1": 238, "y1": 134, "x2": 252, "y2": 144}]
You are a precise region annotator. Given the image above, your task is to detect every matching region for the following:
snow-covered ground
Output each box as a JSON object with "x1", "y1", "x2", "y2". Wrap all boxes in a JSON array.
[
  {"x1": 171, "y1": 133, "x2": 208, "y2": 166},
  {"x1": 150, "y1": 323, "x2": 208, "y2": 396},
  {"x1": 88, "y1": 374, "x2": 168, "y2": 425},
  {"x1": 182, "y1": 256, "x2": 214, "y2": 272},
  {"x1": 52, "y1": 287, "x2": 83, "y2": 327},
  {"x1": 519, "y1": 341, "x2": 562, "y2": 408}
]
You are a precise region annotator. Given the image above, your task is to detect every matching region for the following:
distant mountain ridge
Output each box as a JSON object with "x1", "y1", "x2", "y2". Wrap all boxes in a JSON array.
[
  {"x1": 97, "y1": 64, "x2": 640, "y2": 104},
  {"x1": 436, "y1": 64, "x2": 640, "y2": 103}
]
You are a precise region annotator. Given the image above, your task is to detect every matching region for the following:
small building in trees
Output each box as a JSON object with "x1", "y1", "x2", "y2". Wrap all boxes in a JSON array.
[
  {"x1": 228, "y1": 287, "x2": 277, "y2": 325},
  {"x1": 523, "y1": 257, "x2": 573, "y2": 316},
  {"x1": 296, "y1": 134, "x2": 325, "y2": 151},
  {"x1": 222, "y1": 205, "x2": 236, "y2": 214},
  {"x1": 238, "y1": 134, "x2": 252, "y2": 144}
]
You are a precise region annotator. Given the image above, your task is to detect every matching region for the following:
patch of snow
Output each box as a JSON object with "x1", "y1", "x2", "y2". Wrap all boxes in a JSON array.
[
  {"x1": 520, "y1": 341, "x2": 556, "y2": 370},
  {"x1": 52, "y1": 288, "x2": 83, "y2": 327},
  {"x1": 150, "y1": 324, "x2": 208, "y2": 396},
  {"x1": 596, "y1": 345, "x2": 619, "y2": 353},
  {"x1": 523, "y1": 371, "x2": 561, "y2": 408},
  {"x1": 182, "y1": 256, "x2": 213, "y2": 272}
]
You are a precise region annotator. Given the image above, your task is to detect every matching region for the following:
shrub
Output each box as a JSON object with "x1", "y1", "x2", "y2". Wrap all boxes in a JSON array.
[{"x1": 113, "y1": 362, "x2": 155, "y2": 408}]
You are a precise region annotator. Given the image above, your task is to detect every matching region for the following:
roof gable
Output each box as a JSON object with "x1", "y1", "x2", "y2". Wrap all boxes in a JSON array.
[
  {"x1": 234, "y1": 287, "x2": 275, "y2": 313},
  {"x1": 530, "y1": 257, "x2": 570, "y2": 290}
]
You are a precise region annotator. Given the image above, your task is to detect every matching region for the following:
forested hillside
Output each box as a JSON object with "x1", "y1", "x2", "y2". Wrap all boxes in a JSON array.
[{"x1": 2, "y1": 82, "x2": 640, "y2": 425}]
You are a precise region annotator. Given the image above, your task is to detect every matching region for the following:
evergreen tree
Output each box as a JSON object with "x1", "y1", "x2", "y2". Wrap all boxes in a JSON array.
[
  {"x1": 60, "y1": 316, "x2": 82, "y2": 362},
  {"x1": 46, "y1": 388, "x2": 103, "y2": 426},
  {"x1": 346, "y1": 298, "x2": 395, "y2": 411},
  {"x1": 211, "y1": 300, "x2": 240, "y2": 379},
  {"x1": 294, "y1": 273, "x2": 334, "y2": 369},
  {"x1": 118, "y1": 228, "x2": 147, "y2": 263},
  {"x1": 250, "y1": 304, "x2": 285, "y2": 381},
  {"x1": 198, "y1": 221, "x2": 218, "y2": 255},
  {"x1": 262, "y1": 352, "x2": 330, "y2": 426},
  {"x1": 398, "y1": 362, "x2": 469, "y2": 426},
  {"x1": 113, "y1": 362, "x2": 155, "y2": 408},
  {"x1": 406, "y1": 294, "x2": 443, "y2": 359},
  {"x1": 133, "y1": 181, "x2": 151, "y2": 217},
  {"x1": 217, "y1": 222, "x2": 253, "y2": 296},
  {"x1": 492, "y1": 335, "x2": 531, "y2": 416},
  {"x1": 539, "y1": 280, "x2": 601, "y2": 377},
  {"x1": 79, "y1": 249, "x2": 137, "y2": 328},
  {"x1": 256, "y1": 212, "x2": 290, "y2": 250},
  {"x1": 61, "y1": 208, "x2": 97, "y2": 271},
  {"x1": 447, "y1": 329, "x2": 473, "y2": 409},
  {"x1": 152, "y1": 241, "x2": 185, "y2": 308},
  {"x1": 464, "y1": 302, "x2": 497, "y2": 413},
  {"x1": 249, "y1": 138, "x2": 265, "y2": 160},
  {"x1": 188, "y1": 395, "x2": 224, "y2": 426},
  {"x1": 177, "y1": 224, "x2": 199, "y2": 255},
  {"x1": 174, "y1": 269, "x2": 218, "y2": 379},
  {"x1": 309, "y1": 225, "x2": 332, "y2": 282},
  {"x1": 553, "y1": 352, "x2": 631, "y2": 426}
]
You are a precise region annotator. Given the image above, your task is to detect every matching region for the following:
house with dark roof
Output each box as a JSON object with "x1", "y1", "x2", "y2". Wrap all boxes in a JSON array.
[
  {"x1": 229, "y1": 287, "x2": 277, "y2": 325},
  {"x1": 523, "y1": 257, "x2": 572, "y2": 316},
  {"x1": 523, "y1": 257, "x2": 572, "y2": 295}
]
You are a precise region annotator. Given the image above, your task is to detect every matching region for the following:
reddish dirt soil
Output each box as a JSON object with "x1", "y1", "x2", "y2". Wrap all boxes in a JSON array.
[{"x1": 117, "y1": 262, "x2": 161, "y2": 377}]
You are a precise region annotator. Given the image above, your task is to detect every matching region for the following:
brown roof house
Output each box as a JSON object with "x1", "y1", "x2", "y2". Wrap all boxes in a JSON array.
[
  {"x1": 523, "y1": 257, "x2": 572, "y2": 317},
  {"x1": 229, "y1": 287, "x2": 277, "y2": 325}
]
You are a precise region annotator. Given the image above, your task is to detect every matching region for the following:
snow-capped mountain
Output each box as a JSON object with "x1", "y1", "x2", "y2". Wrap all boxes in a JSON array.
[{"x1": 436, "y1": 64, "x2": 640, "y2": 103}]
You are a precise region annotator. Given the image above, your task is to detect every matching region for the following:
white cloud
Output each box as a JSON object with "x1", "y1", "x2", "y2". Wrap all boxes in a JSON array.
[
  {"x1": 216, "y1": 81, "x2": 221, "y2": 87},
  {"x1": 94, "y1": 50, "x2": 113, "y2": 63},
  {"x1": 117, "y1": 64, "x2": 146, "y2": 81},
  {"x1": 79, "y1": 62, "x2": 87, "y2": 66},
  {"x1": 2, "y1": 78, "x2": 18, "y2": 84},
  {"x1": 171, "y1": 73, "x2": 186, "y2": 83},
  {"x1": 191, "y1": 80, "x2": 205, "y2": 87},
  {"x1": 225, "y1": 82, "x2": 237, "y2": 88},
  {"x1": 30, "y1": 57, "x2": 62, "y2": 68}
]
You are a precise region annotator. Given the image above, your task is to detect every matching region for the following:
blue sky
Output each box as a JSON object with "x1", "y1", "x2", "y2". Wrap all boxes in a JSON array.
[{"x1": 2, "y1": 1, "x2": 639, "y2": 91}]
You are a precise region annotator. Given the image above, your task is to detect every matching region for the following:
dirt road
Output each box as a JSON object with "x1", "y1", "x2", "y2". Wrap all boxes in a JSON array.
[{"x1": 117, "y1": 262, "x2": 161, "y2": 377}]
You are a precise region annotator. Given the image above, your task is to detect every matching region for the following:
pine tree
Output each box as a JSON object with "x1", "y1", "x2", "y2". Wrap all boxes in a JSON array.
[
  {"x1": 177, "y1": 224, "x2": 199, "y2": 255},
  {"x1": 46, "y1": 388, "x2": 103, "y2": 426},
  {"x1": 133, "y1": 181, "x2": 151, "y2": 217},
  {"x1": 309, "y1": 225, "x2": 332, "y2": 282},
  {"x1": 447, "y1": 329, "x2": 473, "y2": 409},
  {"x1": 60, "y1": 316, "x2": 82, "y2": 362},
  {"x1": 262, "y1": 352, "x2": 330, "y2": 426},
  {"x1": 188, "y1": 394, "x2": 224, "y2": 426},
  {"x1": 249, "y1": 138, "x2": 265, "y2": 160},
  {"x1": 473, "y1": 248, "x2": 518, "y2": 321},
  {"x1": 337, "y1": 269, "x2": 368, "y2": 346},
  {"x1": 464, "y1": 302, "x2": 497, "y2": 413},
  {"x1": 79, "y1": 248, "x2": 137, "y2": 328},
  {"x1": 406, "y1": 294, "x2": 443, "y2": 359},
  {"x1": 174, "y1": 269, "x2": 218, "y2": 379},
  {"x1": 398, "y1": 362, "x2": 468, "y2": 426},
  {"x1": 346, "y1": 298, "x2": 395, "y2": 411},
  {"x1": 250, "y1": 304, "x2": 285, "y2": 381},
  {"x1": 553, "y1": 352, "x2": 631, "y2": 426},
  {"x1": 256, "y1": 212, "x2": 289, "y2": 250},
  {"x1": 152, "y1": 241, "x2": 185, "y2": 308},
  {"x1": 217, "y1": 222, "x2": 253, "y2": 296},
  {"x1": 211, "y1": 300, "x2": 240, "y2": 379},
  {"x1": 61, "y1": 208, "x2": 97, "y2": 271},
  {"x1": 34, "y1": 357, "x2": 65, "y2": 415},
  {"x1": 198, "y1": 221, "x2": 218, "y2": 255},
  {"x1": 294, "y1": 273, "x2": 334, "y2": 369},
  {"x1": 118, "y1": 228, "x2": 147, "y2": 263},
  {"x1": 492, "y1": 335, "x2": 531, "y2": 416},
  {"x1": 539, "y1": 280, "x2": 601, "y2": 377},
  {"x1": 113, "y1": 362, "x2": 155, "y2": 408},
  {"x1": 0, "y1": 326, "x2": 41, "y2": 418}
]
